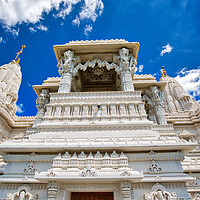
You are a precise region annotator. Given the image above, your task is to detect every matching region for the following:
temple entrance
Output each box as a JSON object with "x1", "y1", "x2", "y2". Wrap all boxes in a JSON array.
[{"x1": 71, "y1": 192, "x2": 113, "y2": 200}]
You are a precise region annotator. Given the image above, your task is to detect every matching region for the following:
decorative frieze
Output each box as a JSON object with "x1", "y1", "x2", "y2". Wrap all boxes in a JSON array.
[
  {"x1": 52, "y1": 151, "x2": 128, "y2": 170},
  {"x1": 35, "y1": 151, "x2": 143, "y2": 181}
]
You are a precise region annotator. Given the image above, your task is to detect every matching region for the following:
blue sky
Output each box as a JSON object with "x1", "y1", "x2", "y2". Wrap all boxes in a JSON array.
[{"x1": 0, "y1": 0, "x2": 200, "y2": 116}]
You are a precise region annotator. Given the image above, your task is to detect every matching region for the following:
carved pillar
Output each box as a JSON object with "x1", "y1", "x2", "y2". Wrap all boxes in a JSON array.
[
  {"x1": 33, "y1": 89, "x2": 50, "y2": 127},
  {"x1": 150, "y1": 86, "x2": 167, "y2": 125},
  {"x1": 47, "y1": 181, "x2": 58, "y2": 200},
  {"x1": 120, "y1": 70, "x2": 134, "y2": 91},
  {"x1": 121, "y1": 181, "x2": 132, "y2": 200},
  {"x1": 114, "y1": 48, "x2": 136, "y2": 92},
  {"x1": 57, "y1": 50, "x2": 80, "y2": 93}
]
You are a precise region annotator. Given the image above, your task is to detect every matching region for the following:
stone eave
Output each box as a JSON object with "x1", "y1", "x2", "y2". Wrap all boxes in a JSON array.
[
  {"x1": 53, "y1": 40, "x2": 140, "y2": 62},
  {"x1": 0, "y1": 142, "x2": 196, "y2": 153},
  {"x1": 133, "y1": 81, "x2": 167, "y2": 92},
  {"x1": 33, "y1": 85, "x2": 59, "y2": 96}
]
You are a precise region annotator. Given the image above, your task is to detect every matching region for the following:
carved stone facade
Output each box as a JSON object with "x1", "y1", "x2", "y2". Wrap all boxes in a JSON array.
[{"x1": 0, "y1": 39, "x2": 199, "y2": 199}]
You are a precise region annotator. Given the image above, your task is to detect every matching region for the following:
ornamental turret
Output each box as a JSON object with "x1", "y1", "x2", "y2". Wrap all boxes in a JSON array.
[{"x1": 0, "y1": 60, "x2": 22, "y2": 115}]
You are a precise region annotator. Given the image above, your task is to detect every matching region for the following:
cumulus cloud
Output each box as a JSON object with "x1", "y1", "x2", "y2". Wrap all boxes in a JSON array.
[
  {"x1": 0, "y1": 0, "x2": 104, "y2": 36},
  {"x1": 138, "y1": 65, "x2": 144, "y2": 72},
  {"x1": 175, "y1": 67, "x2": 200, "y2": 100},
  {"x1": 84, "y1": 24, "x2": 92, "y2": 36},
  {"x1": 160, "y1": 43, "x2": 173, "y2": 56},
  {"x1": 16, "y1": 103, "x2": 25, "y2": 114},
  {"x1": 0, "y1": 37, "x2": 3, "y2": 43}
]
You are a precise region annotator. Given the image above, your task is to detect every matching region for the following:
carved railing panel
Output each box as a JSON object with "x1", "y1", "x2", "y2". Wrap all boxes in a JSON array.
[{"x1": 43, "y1": 91, "x2": 147, "y2": 123}]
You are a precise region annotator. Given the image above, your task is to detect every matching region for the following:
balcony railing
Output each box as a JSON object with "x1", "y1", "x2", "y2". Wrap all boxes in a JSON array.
[{"x1": 42, "y1": 91, "x2": 147, "y2": 123}]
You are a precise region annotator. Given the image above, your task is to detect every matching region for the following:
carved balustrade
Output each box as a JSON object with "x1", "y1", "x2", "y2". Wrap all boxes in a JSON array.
[{"x1": 43, "y1": 91, "x2": 147, "y2": 123}]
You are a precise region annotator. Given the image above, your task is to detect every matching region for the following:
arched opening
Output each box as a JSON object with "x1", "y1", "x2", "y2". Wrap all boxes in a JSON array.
[{"x1": 71, "y1": 65, "x2": 121, "y2": 92}]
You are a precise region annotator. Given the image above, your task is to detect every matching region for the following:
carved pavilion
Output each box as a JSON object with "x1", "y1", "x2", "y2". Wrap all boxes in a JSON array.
[{"x1": 0, "y1": 39, "x2": 200, "y2": 200}]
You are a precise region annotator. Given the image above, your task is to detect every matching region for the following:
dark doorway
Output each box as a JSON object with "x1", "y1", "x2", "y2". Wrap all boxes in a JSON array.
[{"x1": 71, "y1": 192, "x2": 113, "y2": 200}]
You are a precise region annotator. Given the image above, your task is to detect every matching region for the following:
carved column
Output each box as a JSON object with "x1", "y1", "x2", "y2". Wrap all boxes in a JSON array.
[
  {"x1": 114, "y1": 48, "x2": 136, "y2": 92},
  {"x1": 47, "y1": 181, "x2": 58, "y2": 200},
  {"x1": 57, "y1": 50, "x2": 80, "y2": 93},
  {"x1": 150, "y1": 86, "x2": 167, "y2": 125},
  {"x1": 121, "y1": 181, "x2": 132, "y2": 200},
  {"x1": 33, "y1": 89, "x2": 50, "y2": 127}
]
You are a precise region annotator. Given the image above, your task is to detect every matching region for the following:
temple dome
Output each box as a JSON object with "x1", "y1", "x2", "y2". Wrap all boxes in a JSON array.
[{"x1": 161, "y1": 75, "x2": 193, "y2": 113}]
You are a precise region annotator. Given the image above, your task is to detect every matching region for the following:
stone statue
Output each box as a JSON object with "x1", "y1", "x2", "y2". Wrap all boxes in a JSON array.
[
  {"x1": 148, "y1": 86, "x2": 167, "y2": 125},
  {"x1": 58, "y1": 50, "x2": 80, "y2": 93},
  {"x1": 144, "y1": 189, "x2": 177, "y2": 200},
  {"x1": 19, "y1": 190, "x2": 26, "y2": 200},
  {"x1": 33, "y1": 89, "x2": 50, "y2": 127},
  {"x1": 113, "y1": 47, "x2": 137, "y2": 91}
]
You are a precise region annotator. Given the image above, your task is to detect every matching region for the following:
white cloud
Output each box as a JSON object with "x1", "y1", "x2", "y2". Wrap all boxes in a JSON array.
[
  {"x1": 84, "y1": 24, "x2": 92, "y2": 36},
  {"x1": 29, "y1": 25, "x2": 48, "y2": 33},
  {"x1": 160, "y1": 43, "x2": 173, "y2": 56},
  {"x1": 0, "y1": 0, "x2": 104, "y2": 36},
  {"x1": 36, "y1": 24, "x2": 48, "y2": 31},
  {"x1": 72, "y1": 15, "x2": 80, "y2": 26},
  {"x1": 29, "y1": 27, "x2": 36, "y2": 33},
  {"x1": 55, "y1": 3, "x2": 74, "y2": 19},
  {"x1": 175, "y1": 67, "x2": 200, "y2": 100},
  {"x1": 5, "y1": 27, "x2": 19, "y2": 37},
  {"x1": 79, "y1": 0, "x2": 104, "y2": 22},
  {"x1": 16, "y1": 103, "x2": 25, "y2": 114},
  {"x1": 138, "y1": 65, "x2": 144, "y2": 72},
  {"x1": 0, "y1": 37, "x2": 2, "y2": 43}
]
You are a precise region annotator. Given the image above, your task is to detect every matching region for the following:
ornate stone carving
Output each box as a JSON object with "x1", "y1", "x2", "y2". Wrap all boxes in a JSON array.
[
  {"x1": 0, "y1": 154, "x2": 7, "y2": 174},
  {"x1": 57, "y1": 50, "x2": 80, "y2": 93},
  {"x1": 47, "y1": 181, "x2": 58, "y2": 200},
  {"x1": 191, "y1": 192, "x2": 200, "y2": 200},
  {"x1": 121, "y1": 181, "x2": 132, "y2": 200},
  {"x1": 52, "y1": 151, "x2": 128, "y2": 169},
  {"x1": 6, "y1": 184, "x2": 38, "y2": 200},
  {"x1": 147, "y1": 160, "x2": 162, "y2": 174},
  {"x1": 23, "y1": 162, "x2": 36, "y2": 174},
  {"x1": 113, "y1": 48, "x2": 137, "y2": 91},
  {"x1": 33, "y1": 89, "x2": 50, "y2": 127},
  {"x1": 144, "y1": 183, "x2": 178, "y2": 200},
  {"x1": 144, "y1": 86, "x2": 167, "y2": 125},
  {"x1": 80, "y1": 166, "x2": 97, "y2": 177},
  {"x1": 0, "y1": 61, "x2": 22, "y2": 114}
]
